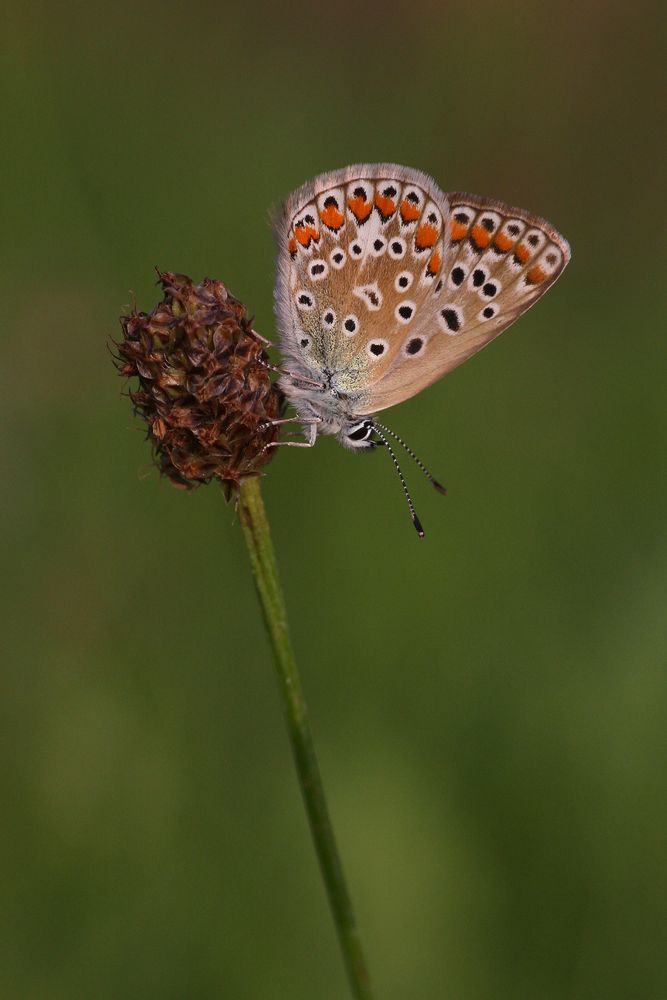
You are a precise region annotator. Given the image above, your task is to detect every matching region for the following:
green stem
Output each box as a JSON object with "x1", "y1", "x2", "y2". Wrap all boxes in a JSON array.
[{"x1": 237, "y1": 475, "x2": 374, "y2": 1000}]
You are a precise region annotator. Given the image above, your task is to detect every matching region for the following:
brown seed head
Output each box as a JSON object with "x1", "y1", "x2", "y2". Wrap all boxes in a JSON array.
[{"x1": 116, "y1": 271, "x2": 283, "y2": 498}]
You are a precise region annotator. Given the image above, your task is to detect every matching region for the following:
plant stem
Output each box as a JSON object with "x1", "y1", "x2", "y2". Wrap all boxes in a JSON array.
[{"x1": 237, "y1": 475, "x2": 374, "y2": 1000}]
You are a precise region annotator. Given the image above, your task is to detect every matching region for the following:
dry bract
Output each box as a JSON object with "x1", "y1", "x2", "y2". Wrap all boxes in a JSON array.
[{"x1": 116, "y1": 271, "x2": 283, "y2": 498}]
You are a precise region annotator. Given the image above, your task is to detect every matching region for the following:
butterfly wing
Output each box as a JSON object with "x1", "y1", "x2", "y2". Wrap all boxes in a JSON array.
[
  {"x1": 275, "y1": 166, "x2": 570, "y2": 418},
  {"x1": 355, "y1": 192, "x2": 571, "y2": 414},
  {"x1": 274, "y1": 165, "x2": 452, "y2": 401}
]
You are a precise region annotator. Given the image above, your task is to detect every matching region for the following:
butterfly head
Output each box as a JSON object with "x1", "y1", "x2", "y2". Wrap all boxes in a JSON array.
[{"x1": 340, "y1": 419, "x2": 377, "y2": 450}]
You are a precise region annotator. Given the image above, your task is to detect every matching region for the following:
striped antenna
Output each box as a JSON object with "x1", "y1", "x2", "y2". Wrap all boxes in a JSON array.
[
  {"x1": 372, "y1": 425, "x2": 424, "y2": 538},
  {"x1": 374, "y1": 420, "x2": 447, "y2": 495}
]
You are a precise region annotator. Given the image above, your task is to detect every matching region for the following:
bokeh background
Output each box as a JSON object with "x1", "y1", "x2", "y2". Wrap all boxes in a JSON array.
[{"x1": 2, "y1": 1, "x2": 666, "y2": 997}]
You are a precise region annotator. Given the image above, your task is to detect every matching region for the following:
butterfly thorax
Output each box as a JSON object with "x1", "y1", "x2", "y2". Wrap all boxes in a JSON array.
[{"x1": 279, "y1": 367, "x2": 376, "y2": 448}]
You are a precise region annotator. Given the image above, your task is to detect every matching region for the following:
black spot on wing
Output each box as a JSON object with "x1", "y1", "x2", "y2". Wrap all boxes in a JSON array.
[{"x1": 441, "y1": 309, "x2": 460, "y2": 332}]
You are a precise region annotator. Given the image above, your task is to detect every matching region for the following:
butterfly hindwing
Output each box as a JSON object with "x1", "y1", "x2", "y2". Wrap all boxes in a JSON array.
[{"x1": 275, "y1": 164, "x2": 451, "y2": 399}]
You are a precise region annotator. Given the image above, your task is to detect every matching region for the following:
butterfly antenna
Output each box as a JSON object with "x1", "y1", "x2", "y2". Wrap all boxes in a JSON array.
[
  {"x1": 372, "y1": 425, "x2": 425, "y2": 538},
  {"x1": 374, "y1": 420, "x2": 447, "y2": 495}
]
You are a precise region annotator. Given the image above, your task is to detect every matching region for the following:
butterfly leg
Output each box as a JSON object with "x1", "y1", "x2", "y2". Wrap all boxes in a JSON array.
[
  {"x1": 262, "y1": 416, "x2": 322, "y2": 428},
  {"x1": 262, "y1": 416, "x2": 321, "y2": 449},
  {"x1": 257, "y1": 358, "x2": 325, "y2": 390},
  {"x1": 250, "y1": 328, "x2": 275, "y2": 348}
]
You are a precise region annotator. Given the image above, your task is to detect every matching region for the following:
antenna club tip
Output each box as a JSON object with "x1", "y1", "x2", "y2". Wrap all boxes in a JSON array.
[
  {"x1": 432, "y1": 480, "x2": 448, "y2": 496},
  {"x1": 412, "y1": 515, "x2": 425, "y2": 538}
]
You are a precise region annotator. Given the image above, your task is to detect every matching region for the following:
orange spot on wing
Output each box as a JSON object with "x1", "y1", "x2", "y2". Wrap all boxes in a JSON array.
[
  {"x1": 471, "y1": 225, "x2": 492, "y2": 249},
  {"x1": 515, "y1": 243, "x2": 531, "y2": 263},
  {"x1": 400, "y1": 200, "x2": 421, "y2": 222},
  {"x1": 288, "y1": 237, "x2": 297, "y2": 255},
  {"x1": 375, "y1": 193, "x2": 396, "y2": 219},
  {"x1": 415, "y1": 223, "x2": 438, "y2": 249},
  {"x1": 527, "y1": 265, "x2": 546, "y2": 284},
  {"x1": 348, "y1": 196, "x2": 373, "y2": 222},
  {"x1": 427, "y1": 250, "x2": 441, "y2": 275},
  {"x1": 295, "y1": 225, "x2": 320, "y2": 247},
  {"x1": 450, "y1": 220, "x2": 468, "y2": 241},
  {"x1": 494, "y1": 232, "x2": 513, "y2": 252},
  {"x1": 320, "y1": 204, "x2": 344, "y2": 230}
]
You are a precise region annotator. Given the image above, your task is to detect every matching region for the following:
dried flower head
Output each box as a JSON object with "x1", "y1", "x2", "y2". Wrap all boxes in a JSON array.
[{"x1": 116, "y1": 271, "x2": 283, "y2": 498}]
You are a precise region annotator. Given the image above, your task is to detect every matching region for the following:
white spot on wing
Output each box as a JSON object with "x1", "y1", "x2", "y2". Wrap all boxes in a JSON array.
[
  {"x1": 316, "y1": 188, "x2": 345, "y2": 237},
  {"x1": 308, "y1": 259, "x2": 328, "y2": 281},
  {"x1": 399, "y1": 186, "x2": 423, "y2": 228},
  {"x1": 353, "y1": 283, "x2": 383, "y2": 312},
  {"x1": 343, "y1": 314, "x2": 359, "y2": 337},
  {"x1": 448, "y1": 263, "x2": 468, "y2": 289},
  {"x1": 366, "y1": 339, "x2": 389, "y2": 359},
  {"x1": 395, "y1": 301, "x2": 416, "y2": 324},
  {"x1": 388, "y1": 237, "x2": 406, "y2": 260},
  {"x1": 329, "y1": 248, "x2": 346, "y2": 269},
  {"x1": 480, "y1": 278, "x2": 501, "y2": 298},
  {"x1": 475, "y1": 210, "x2": 501, "y2": 234},
  {"x1": 321, "y1": 308, "x2": 336, "y2": 329},
  {"x1": 349, "y1": 240, "x2": 364, "y2": 261},
  {"x1": 438, "y1": 304, "x2": 464, "y2": 336}
]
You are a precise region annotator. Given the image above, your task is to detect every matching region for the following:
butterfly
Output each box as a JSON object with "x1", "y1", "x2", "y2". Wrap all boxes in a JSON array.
[{"x1": 271, "y1": 163, "x2": 570, "y2": 535}]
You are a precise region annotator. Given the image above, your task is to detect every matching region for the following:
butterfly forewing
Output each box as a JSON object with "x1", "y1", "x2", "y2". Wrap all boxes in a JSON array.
[{"x1": 359, "y1": 193, "x2": 571, "y2": 414}]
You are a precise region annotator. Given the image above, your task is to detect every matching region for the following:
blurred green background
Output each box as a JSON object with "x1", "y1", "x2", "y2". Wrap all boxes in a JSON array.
[{"x1": 2, "y1": 1, "x2": 666, "y2": 997}]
